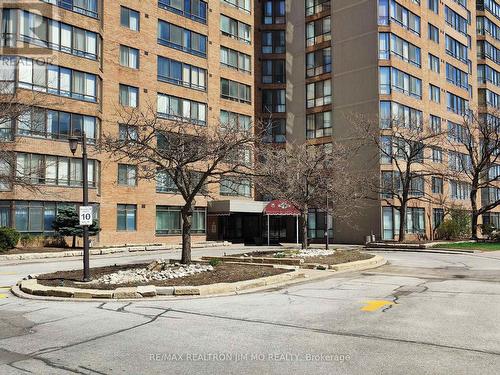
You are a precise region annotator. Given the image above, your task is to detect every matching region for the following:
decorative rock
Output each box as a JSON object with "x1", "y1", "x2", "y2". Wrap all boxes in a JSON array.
[{"x1": 113, "y1": 287, "x2": 141, "y2": 299}]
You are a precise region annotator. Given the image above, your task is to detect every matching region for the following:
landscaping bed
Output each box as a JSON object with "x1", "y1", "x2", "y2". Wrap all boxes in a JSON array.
[
  {"x1": 37, "y1": 262, "x2": 291, "y2": 290},
  {"x1": 2, "y1": 247, "x2": 71, "y2": 255},
  {"x1": 222, "y1": 249, "x2": 373, "y2": 266},
  {"x1": 431, "y1": 242, "x2": 500, "y2": 252}
]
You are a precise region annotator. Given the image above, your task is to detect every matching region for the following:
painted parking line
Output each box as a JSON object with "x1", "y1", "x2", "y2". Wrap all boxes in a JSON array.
[
  {"x1": 0, "y1": 287, "x2": 9, "y2": 299},
  {"x1": 361, "y1": 300, "x2": 395, "y2": 312}
]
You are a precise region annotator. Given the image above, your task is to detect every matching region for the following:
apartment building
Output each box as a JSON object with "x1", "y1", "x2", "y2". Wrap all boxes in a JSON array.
[
  {"x1": 0, "y1": 0, "x2": 498, "y2": 245},
  {"x1": 0, "y1": 0, "x2": 255, "y2": 246},
  {"x1": 255, "y1": 0, "x2": 499, "y2": 243}
]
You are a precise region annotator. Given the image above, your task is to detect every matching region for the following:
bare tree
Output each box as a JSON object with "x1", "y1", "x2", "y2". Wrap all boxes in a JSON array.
[
  {"x1": 254, "y1": 140, "x2": 366, "y2": 249},
  {"x1": 100, "y1": 102, "x2": 256, "y2": 263},
  {"x1": 445, "y1": 111, "x2": 500, "y2": 239},
  {"x1": 352, "y1": 113, "x2": 447, "y2": 242}
]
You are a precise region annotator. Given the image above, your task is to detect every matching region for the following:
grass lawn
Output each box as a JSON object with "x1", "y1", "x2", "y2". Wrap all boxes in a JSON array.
[{"x1": 432, "y1": 242, "x2": 500, "y2": 251}]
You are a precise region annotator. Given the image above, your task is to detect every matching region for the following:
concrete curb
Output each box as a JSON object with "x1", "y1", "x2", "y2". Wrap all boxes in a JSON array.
[
  {"x1": 11, "y1": 255, "x2": 386, "y2": 302},
  {"x1": 365, "y1": 247, "x2": 479, "y2": 254},
  {"x1": 0, "y1": 241, "x2": 232, "y2": 261}
]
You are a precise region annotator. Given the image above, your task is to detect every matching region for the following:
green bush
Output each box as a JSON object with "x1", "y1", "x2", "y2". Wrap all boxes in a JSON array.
[
  {"x1": 0, "y1": 227, "x2": 20, "y2": 252},
  {"x1": 436, "y1": 207, "x2": 470, "y2": 240},
  {"x1": 491, "y1": 231, "x2": 500, "y2": 243},
  {"x1": 208, "y1": 258, "x2": 221, "y2": 267}
]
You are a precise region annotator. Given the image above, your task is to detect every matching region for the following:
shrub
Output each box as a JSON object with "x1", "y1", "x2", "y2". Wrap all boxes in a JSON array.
[
  {"x1": 19, "y1": 234, "x2": 46, "y2": 248},
  {"x1": 208, "y1": 258, "x2": 221, "y2": 267},
  {"x1": 0, "y1": 227, "x2": 20, "y2": 252},
  {"x1": 436, "y1": 207, "x2": 471, "y2": 240},
  {"x1": 491, "y1": 231, "x2": 500, "y2": 243},
  {"x1": 481, "y1": 223, "x2": 496, "y2": 238}
]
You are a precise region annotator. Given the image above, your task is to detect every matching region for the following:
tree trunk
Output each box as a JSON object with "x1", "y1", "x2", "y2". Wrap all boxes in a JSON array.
[
  {"x1": 470, "y1": 189, "x2": 479, "y2": 240},
  {"x1": 181, "y1": 203, "x2": 194, "y2": 264},
  {"x1": 301, "y1": 205, "x2": 308, "y2": 250},
  {"x1": 72, "y1": 235, "x2": 76, "y2": 248},
  {"x1": 398, "y1": 204, "x2": 407, "y2": 243}
]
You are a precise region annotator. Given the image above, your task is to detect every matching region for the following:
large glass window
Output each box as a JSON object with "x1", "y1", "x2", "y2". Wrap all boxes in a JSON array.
[
  {"x1": 157, "y1": 56, "x2": 206, "y2": 90},
  {"x1": 157, "y1": 93, "x2": 207, "y2": 125},
  {"x1": 120, "y1": 6, "x2": 140, "y2": 31},
  {"x1": 220, "y1": 15, "x2": 251, "y2": 44},
  {"x1": 220, "y1": 177, "x2": 252, "y2": 197},
  {"x1": 263, "y1": 0, "x2": 285, "y2": 24},
  {"x1": 159, "y1": 0, "x2": 207, "y2": 23},
  {"x1": 262, "y1": 89, "x2": 285, "y2": 112},
  {"x1": 306, "y1": 79, "x2": 332, "y2": 108},
  {"x1": 117, "y1": 204, "x2": 136, "y2": 231},
  {"x1": 120, "y1": 45, "x2": 139, "y2": 69},
  {"x1": 119, "y1": 84, "x2": 138, "y2": 107},
  {"x1": 262, "y1": 30, "x2": 285, "y2": 53},
  {"x1": 220, "y1": 78, "x2": 251, "y2": 103},
  {"x1": 307, "y1": 111, "x2": 332, "y2": 139},
  {"x1": 158, "y1": 20, "x2": 207, "y2": 57},
  {"x1": 41, "y1": 0, "x2": 99, "y2": 19},
  {"x1": 306, "y1": 16, "x2": 331, "y2": 46},
  {"x1": 118, "y1": 164, "x2": 137, "y2": 186},
  {"x1": 306, "y1": 47, "x2": 332, "y2": 77}
]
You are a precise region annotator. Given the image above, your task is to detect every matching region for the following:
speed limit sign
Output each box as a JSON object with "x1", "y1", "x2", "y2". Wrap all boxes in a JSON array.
[{"x1": 79, "y1": 206, "x2": 93, "y2": 226}]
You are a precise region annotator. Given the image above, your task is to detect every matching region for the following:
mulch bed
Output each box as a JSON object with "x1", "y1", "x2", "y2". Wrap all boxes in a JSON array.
[
  {"x1": 231, "y1": 249, "x2": 373, "y2": 265},
  {"x1": 37, "y1": 263, "x2": 290, "y2": 290},
  {"x1": 2, "y1": 247, "x2": 72, "y2": 255}
]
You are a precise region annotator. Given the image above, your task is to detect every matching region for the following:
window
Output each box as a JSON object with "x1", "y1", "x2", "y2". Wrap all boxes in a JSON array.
[
  {"x1": 432, "y1": 147, "x2": 443, "y2": 163},
  {"x1": 306, "y1": 79, "x2": 332, "y2": 108},
  {"x1": 387, "y1": 0, "x2": 421, "y2": 34},
  {"x1": 429, "y1": 84, "x2": 440, "y2": 103},
  {"x1": 478, "y1": 0, "x2": 500, "y2": 19},
  {"x1": 306, "y1": 16, "x2": 331, "y2": 46},
  {"x1": 14, "y1": 57, "x2": 99, "y2": 102},
  {"x1": 379, "y1": 101, "x2": 422, "y2": 129},
  {"x1": 307, "y1": 47, "x2": 332, "y2": 77},
  {"x1": 262, "y1": 89, "x2": 286, "y2": 112},
  {"x1": 158, "y1": 20, "x2": 207, "y2": 57},
  {"x1": 220, "y1": 15, "x2": 251, "y2": 44},
  {"x1": 157, "y1": 56, "x2": 206, "y2": 90},
  {"x1": 120, "y1": 45, "x2": 139, "y2": 69},
  {"x1": 41, "y1": 0, "x2": 98, "y2": 19},
  {"x1": 220, "y1": 47, "x2": 251, "y2": 73},
  {"x1": 120, "y1": 7, "x2": 140, "y2": 31},
  {"x1": 220, "y1": 177, "x2": 252, "y2": 197},
  {"x1": 155, "y1": 206, "x2": 206, "y2": 235},
  {"x1": 428, "y1": 54, "x2": 440, "y2": 73},
  {"x1": 262, "y1": 30, "x2": 285, "y2": 53},
  {"x1": 477, "y1": 16, "x2": 500, "y2": 40},
  {"x1": 262, "y1": 60, "x2": 285, "y2": 83},
  {"x1": 4, "y1": 9, "x2": 102, "y2": 60},
  {"x1": 445, "y1": 6, "x2": 467, "y2": 35},
  {"x1": 428, "y1": 0, "x2": 439, "y2": 13},
  {"x1": 430, "y1": 115, "x2": 441, "y2": 133},
  {"x1": 222, "y1": 0, "x2": 251, "y2": 13},
  {"x1": 156, "y1": 170, "x2": 179, "y2": 193},
  {"x1": 433, "y1": 208, "x2": 444, "y2": 229},
  {"x1": 448, "y1": 121, "x2": 468, "y2": 143},
  {"x1": 117, "y1": 204, "x2": 136, "y2": 231},
  {"x1": 479, "y1": 89, "x2": 500, "y2": 109},
  {"x1": 450, "y1": 180, "x2": 471, "y2": 200},
  {"x1": 406, "y1": 207, "x2": 425, "y2": 234},
  {"x1": 308, "y1": 208, "x2": 333, "y2": 239},
  {"x1": 119, "y1": 84, "x2": 138, "y2": 107},
  {"x1": 379, "y1": 67, "x2": 422, "y2": 99},
  {"x1": 157, "y1": 93, "x2": 207, "y2": 125},
  {"x1": 220, "y1": 78, "x2": 251, "y2": 103},
  {"x1": 220, "y1": 110, "x2": 252, "y2": 132},
  {"x1": 16, "y1": 108, "x2": 98, "y2": 143},
  {"x1": 478, "y1": 65, "x2": 500, "y2": 86},
  {"x1": 446, "y1": 63, "x2": 468, "y2": 90},
  {"x1": 447, "y1": 92, "x2": 469, "y2": 114},
  {"x1": 264, "y1": 0, "x2": 285, "y2": 24},
  {"x1": 379, "y1": 33, "x2": 421, "y2": 67},
  {"x1": 158, "y1": 0, "x2": 208, "y2": 24},
  {"x1": 263, "y1": 118, "x2": 286, "y2": 143},
  {"x1": 118, "y1": 164, "x2": 137, "y2": 186},
  {"x1": 15, "y1": 153, "x2": 98, "y2": 187},
  {"x1": 445, "y1": 35, "x2": 468, "y2": 63},
  {"x1": 307, "y1": 111, "x2": 332, "y2": 139},
  {"x1": 432, "y1": 177, "x2": 443, "y2": 194},
  {"x1": 449, "y1": 151, "x2": 471, "y2": 172},
  {"x1": 428, "y1": 23, "x2": 439, "y2": 43},
  {"x1": 118, "y1": 124, "x2": 137, "y2": 141},
  {"x1": 306, "y1": 0, "x2": 331, "y2": 17}
]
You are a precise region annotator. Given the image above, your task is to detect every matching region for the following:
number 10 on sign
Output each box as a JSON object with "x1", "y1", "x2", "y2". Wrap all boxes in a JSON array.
[{"x1": 79, "y1": 206, "x2": 93, "y2": 226}]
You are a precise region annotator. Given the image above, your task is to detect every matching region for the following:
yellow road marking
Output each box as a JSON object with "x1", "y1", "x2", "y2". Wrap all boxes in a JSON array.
[
  {"x1": 361, "y1": 300, "x2": 395, "y2": 312},
  {"x1": 0, "y1": 294, "x2": 7, "y2": 299}
]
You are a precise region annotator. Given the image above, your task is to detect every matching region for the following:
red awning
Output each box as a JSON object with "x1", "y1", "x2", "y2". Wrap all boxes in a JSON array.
[{"x1": 263, "y1": 200, "x2": 300, "y2": 216}]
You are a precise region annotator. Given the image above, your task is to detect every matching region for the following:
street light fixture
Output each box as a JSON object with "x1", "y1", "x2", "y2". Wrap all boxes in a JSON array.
[{"x1": 68, "y1": 131, "x2": 91, "y2": 282}]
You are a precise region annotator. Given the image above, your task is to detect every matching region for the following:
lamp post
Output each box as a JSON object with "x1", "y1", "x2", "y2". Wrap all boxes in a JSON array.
[
  {"x1": 325, "y1": 194, "x2": 329, "y2": 251},
  {"x1": 69, "y1": 131, "x2": 90, "y2": 282}
]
